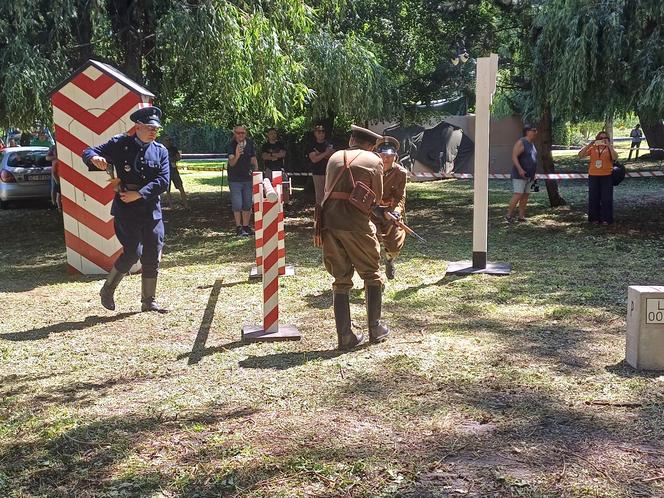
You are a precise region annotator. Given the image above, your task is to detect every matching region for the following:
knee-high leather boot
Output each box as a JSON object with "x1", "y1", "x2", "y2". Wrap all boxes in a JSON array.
[
  {"x1": 141, "y1": 276, "x2": 168, "y2": 313},
  {"x1": 100, "y1": 266, "x2": 125, "y2": 311},
  {"x1": 334, "y1": 293, "x2": 363, "y2": 350},
  {"x1": 366, "y1": 285, "x2": 389, "y2": 343}
]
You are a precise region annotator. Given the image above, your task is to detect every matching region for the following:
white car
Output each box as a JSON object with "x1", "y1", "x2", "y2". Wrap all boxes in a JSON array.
[{"x1": 0, "y1": 147, "x2": 51, "y2": 208}]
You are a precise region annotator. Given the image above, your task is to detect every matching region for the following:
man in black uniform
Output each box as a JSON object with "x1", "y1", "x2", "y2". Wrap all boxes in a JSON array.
[{"x1": 82, "y1": 106, "x2": 170, "y2": 313}]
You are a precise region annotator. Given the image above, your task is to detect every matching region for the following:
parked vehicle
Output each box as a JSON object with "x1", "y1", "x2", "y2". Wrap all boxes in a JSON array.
[{"x1": 0, "y1": 147, "x2": 51, "y2": 208}]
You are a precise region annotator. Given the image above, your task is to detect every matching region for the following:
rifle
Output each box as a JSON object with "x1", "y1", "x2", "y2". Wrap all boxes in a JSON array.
[{"x1": 384, "y1": 210, "x2": 426, "y2": 243}]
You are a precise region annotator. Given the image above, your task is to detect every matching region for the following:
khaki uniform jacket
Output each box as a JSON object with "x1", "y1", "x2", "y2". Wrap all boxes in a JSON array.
[
  {"x1": 380, "y1": 163, "x2": 407, "y2": 215},
  {"x1": 322, "y1": 148, "x2": 383, "y2": 233}
]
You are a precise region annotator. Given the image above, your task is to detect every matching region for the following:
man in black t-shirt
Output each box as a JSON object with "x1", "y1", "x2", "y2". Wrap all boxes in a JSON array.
[
  {"x1": 261, "y1": 128, "x2": 287, "y2": 176},
  {"x1": 227, "y1": 125, "x2": 258, "y2": 236},
  {"x1": 307, "y1": 124, "x2": 335, "y2": 207}
]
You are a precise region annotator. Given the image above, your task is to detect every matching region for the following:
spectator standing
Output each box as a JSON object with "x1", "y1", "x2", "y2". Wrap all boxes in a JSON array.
[
  {"x1": 8, "y1": 138, "x2": 18, "y2": 147},
  {"x1": 162, "y1": 136, "x2": 189, "y2": 209},
  {"x1": 578, "y1": 131, "x2": 619, "y2": 225},
  {"x1": 307, "y1": 124, "x2": 335, "y2": 207},
  {"x1": 628, "y1": 123, "x2": 643, "y2": 160},
  {"x1": 506, "y1": 124, "x2": 538, "y2": 223},
  {"x1": 261, "y1": 128, "x2": 287, "y2": 178},
  {"x1": 227, "y1": 125, "x2": 258, "y2": 236},
  {"x1": 46, "y1": 143, "x2": 61, "y2": 212},
  {"x1": 262, "y1": 128, "x2": 291, "y2": 204}
]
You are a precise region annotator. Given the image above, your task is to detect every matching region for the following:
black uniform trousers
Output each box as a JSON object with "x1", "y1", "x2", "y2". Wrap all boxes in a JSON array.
[{"x1": 114, "y1": 215, "x2": 164, "y2": 278}]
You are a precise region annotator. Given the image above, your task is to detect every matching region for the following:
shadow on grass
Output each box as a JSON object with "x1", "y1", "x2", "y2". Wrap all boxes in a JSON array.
[
  {"x1": 0, "y1": 312, "x2": 139, "y2": 341},
  {"x1": 238, "y1": 344, "x2": 371, "y2": 370},
  {"x1": 605, "y1": 360, "x2": 664, "y2": 378}
]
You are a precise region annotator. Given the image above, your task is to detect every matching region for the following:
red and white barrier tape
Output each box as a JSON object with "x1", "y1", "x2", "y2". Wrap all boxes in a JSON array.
[{"x1": 288, "y1": 170, "x2": 664, "y2": 180}]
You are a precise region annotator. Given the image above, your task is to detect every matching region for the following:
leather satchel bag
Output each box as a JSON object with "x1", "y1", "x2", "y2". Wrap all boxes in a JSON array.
[{"x1": 345, "y1": 152, "x2": 376, "y2": 215}]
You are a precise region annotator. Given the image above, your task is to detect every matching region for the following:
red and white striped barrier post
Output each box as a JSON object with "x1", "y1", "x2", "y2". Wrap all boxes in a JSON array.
[
  {"x1": 242, "y1": 176, "x2": 300, "y2": 342},
  {"x1": 250, "y1": 170, "x2": 294, "y2": 279},
  {"x1": 252, "y1": 171, "x2": 264, "y2": 271}
]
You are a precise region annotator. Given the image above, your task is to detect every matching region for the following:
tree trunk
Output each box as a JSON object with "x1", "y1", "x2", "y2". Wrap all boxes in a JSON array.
[
  {"x1": 639, "y1": 116, "x2": 664, "y2": 160},
  {"x1": 71, "y1": 0, "x2": 94, "y2": 66},
  {"x1": 536, "y1": 104, "x2": 567, "y2": 207},
  {"x1": 107, "y1": 0, "x2": 154, "y2": 84},
  {"x1": 604, "y1": 115, "x2": 613, "y2": 139}
]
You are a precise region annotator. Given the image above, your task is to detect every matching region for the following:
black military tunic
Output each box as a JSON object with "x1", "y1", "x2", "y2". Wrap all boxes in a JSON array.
[{"x1": 82, "y1": 134, "x2": 170, "y2": 277}]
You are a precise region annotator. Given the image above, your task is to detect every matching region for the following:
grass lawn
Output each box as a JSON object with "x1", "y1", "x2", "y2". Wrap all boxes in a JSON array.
[{"x1": 1, "y1": 169, "x2": 664, "y2": 497}]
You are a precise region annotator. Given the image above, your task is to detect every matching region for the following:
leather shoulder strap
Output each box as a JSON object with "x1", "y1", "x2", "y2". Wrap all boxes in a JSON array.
[{"x1": 321, "y1": 151, "x2": 349, "y2": 206}]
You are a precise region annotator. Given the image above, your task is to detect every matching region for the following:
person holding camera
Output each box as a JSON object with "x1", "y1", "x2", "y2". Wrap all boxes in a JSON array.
[
  {"x1": 506, "y1": 124, "x2": 538, "y2": 223},
  {"x1": 578, "y1": 131, "x2": 619, "y2": 225},
  {"x1": 227, "y1": 125, "x2": 258, "y2": 236}
]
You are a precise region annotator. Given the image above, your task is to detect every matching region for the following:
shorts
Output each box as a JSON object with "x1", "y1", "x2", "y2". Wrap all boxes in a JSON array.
[
  {"x1": 512, "y1": 177, "x2": 534, "y2": 194},
  {"x1": 229, "y1": 181, "x2": 252, "y2": 212},
  {"x1": 169, "y1": 167, "x2": 183, "y2": 190}
]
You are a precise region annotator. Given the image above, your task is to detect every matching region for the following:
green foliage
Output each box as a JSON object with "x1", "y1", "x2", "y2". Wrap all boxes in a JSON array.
[
  {"x1": 0, "y1": 0, "x2": 399, "y2": 134},
  {"x1": 531, "y1": 0, "x2": 664, "y2": 120},
  {"x1": 162, "y1": 123, "x2": 231, "y2": 153},
  {"x1": 299, "y1": 30, "x2": 400, "y2": 123}
]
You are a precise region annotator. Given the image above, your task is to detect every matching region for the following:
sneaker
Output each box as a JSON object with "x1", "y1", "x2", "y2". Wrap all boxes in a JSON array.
[
  {"x1": 242, "y1": 225, "x2": 254, "y2": 236},
  {"x1": 235, "y1": 226, "x2": 244, "y2": 236},
  {"x1": 505, "y1": 215, "x2": 515, "y2": 224}
]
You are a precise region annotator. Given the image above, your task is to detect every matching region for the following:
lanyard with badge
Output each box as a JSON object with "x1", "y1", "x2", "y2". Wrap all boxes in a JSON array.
[{"x1": 595, "y1": 144, "x2": 607, "y2": 169}]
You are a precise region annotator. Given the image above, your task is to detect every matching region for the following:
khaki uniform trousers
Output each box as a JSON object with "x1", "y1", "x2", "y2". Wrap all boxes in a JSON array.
[
  {"x1": 313, "y1": 175, "x2": 326, "y2": 206},
  {"x1": 373, "y1": 218, "x2": 406, "y2": 259},
  {"x1": 322, "y1": 228, "x2": 383, "y2": 294}
]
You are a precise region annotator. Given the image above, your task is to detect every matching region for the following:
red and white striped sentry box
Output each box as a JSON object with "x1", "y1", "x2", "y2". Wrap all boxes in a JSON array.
[
  {"x1": 50, "y1": 59, "x2": 154, "y2": 275},
  {"x1": 249, "y1": 170, "x2": 294, "y2": 279},
  {"x1": 242, "y1": 174, "x2": 300, "y2": 342}
]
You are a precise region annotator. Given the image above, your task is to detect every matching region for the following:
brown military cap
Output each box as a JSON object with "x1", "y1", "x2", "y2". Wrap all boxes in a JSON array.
[
  {"x1": 350, "y1": 124, "x2": 382, "y2": 140},
  {"x1": 375, "y1": 136, "x2": 400, "y2": 154}
]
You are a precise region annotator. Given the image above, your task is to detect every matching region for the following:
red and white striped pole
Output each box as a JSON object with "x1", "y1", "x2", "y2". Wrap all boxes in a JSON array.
[
  {"x1": 272, "y1": 171, "x2": 287, "y2": 275},
  {"x1": 261, "y1": 178, "x2": 280, "y2": 333},
  {"x1": 252, "y1": 171, "x2": 263, "y2": 270},
  {"x1": 250, "y1": 170, "x2": 294, "y2": 279},
  {"x1": 242, "y1": 175, "x2": 300, "y2": 342}
]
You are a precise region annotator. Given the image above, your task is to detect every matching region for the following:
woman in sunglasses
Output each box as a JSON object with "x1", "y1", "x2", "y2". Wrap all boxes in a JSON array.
[{"x1": 578, "y1": 132, "x2": 619, "y2": 225}]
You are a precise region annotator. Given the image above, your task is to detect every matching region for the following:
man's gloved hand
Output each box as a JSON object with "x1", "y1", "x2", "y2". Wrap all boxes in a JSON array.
[{"x1": 372, "y1": 205, "x2": 386, "y2": 219}]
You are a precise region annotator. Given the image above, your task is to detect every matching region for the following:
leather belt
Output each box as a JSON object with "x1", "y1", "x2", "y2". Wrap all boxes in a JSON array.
[
  {"x1": 328, "y1": 192, "x2": 350, "y2": 200},
  {"x1": 122, "y1": 183, "x2": 141, "y2": 191}
]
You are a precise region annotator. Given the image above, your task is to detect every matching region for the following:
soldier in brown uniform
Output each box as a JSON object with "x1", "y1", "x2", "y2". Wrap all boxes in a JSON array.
[
  {"x1": 371, "y1": 136, "x2": 408, "y2": 280},
  {"x1": 316, "y1": 125, "x2": 390, "y2": 350}
]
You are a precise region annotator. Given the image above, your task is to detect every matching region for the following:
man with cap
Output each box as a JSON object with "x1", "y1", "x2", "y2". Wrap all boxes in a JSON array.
[
  {"x1": 316, "y1": 124, "x2": 389, "y2": 350},
  {"x1": 82, "y1": 106, "x2": 170, "y2": 313},
  {"x1": 371, "y1": 136, "x2": 408, "y2": 280}
]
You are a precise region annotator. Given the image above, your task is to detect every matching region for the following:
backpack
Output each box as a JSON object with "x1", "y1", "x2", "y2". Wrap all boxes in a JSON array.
[{"x1": 612, "y1": 161, "x2": 626, "y2": 186}]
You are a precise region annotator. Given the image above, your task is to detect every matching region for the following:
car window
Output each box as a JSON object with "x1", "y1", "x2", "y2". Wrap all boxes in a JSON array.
[{"x1": 6, "y1": 150, "x2": 49, "y2": 168}]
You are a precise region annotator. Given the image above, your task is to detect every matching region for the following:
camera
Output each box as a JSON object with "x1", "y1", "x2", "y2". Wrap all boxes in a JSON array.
[{"x1": 531, "y1": 179, "x2": 540, "y2": 192}]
